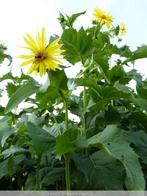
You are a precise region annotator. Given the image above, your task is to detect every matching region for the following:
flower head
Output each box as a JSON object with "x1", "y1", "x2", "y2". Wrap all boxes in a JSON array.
[
  {"x1": 93, "y1": 8, "x2": 113, "y2": 28},
  {"x1": 19, "y1": 28, "x2": 64, "y2": 77},
  {"x1": 120, "y1": 22, "x2": 126, "y2": 37}
]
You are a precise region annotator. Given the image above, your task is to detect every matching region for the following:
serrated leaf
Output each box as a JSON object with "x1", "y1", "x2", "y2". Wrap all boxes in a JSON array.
[
  {"x1": 58, "y1": 11, "x2": 86, "y2": 29},
  {"x1": 61, "y1": 28, "x2": 93, "y2": 64}
]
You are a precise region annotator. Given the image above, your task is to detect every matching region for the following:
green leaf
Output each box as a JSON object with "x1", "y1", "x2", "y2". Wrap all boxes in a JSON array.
[
  {"x1": 76, "y1": 77, "x2": 101, "y2": 97},
  {"x1": 0, "y1": 154, "x2": 25, "y2": 179},
  {"x1": 136, "y1": 81, "x2": 147, "y2": 99},
  {"x1": 0, "y1": 116, "x2": 15, "y2": 147},
  {"x1": 0, "y1": 44, "x2": 12, "y2": 65},
  {"x1": 41, "y1": 167, "x2": 64, "y2": 186},
  {"x1": 114, "y1": 82, "x2": 131, "y2": 94},
  {"x1": 27, "y1": 122, "x2": 55, "y2": 155},
  {"x1": 122, "y1": 45, "x2": 147, "y2": 64},
  {"x1": 5, "y1": 80, "x2": 40, "y2": 113},
  {"x1": 108, "y1": 65, "x2": 131, "y2": 84},
  {"x1": 67, "y1": 11, "x2": 86, "y2": 26},
  {"x1": 48, "y1": 69, "x2": 68, "y2": 91},
  {"x1": 56, "y1": 128, "x2": 79, "y2": 155},
  {"x1": 72, "y1": 151, "x2": 124, "y2": 190},
  {"x1": 88, "y1": 125, "x2": 145, "y2": 190},
  {"x1": 43, "y1": 122, "x2": 64, "y2": 137},
  {"x1": 2, "y1": 146, "x2": 27, "y2": 158},
  {"x1": 58, "y1": 11, "x2": 86, "y2": 29},
  {"x1": 133, "y1": 45, "x2": 147, "y2": 60},
  {"x1": 6, "y1": 83, "x2": 19, "y2": 98},
  {"x1": 61, "y1": 28, "x2": 93, "y2": 64},
  {"x1": 132, "y1": 97, "x2": 147, "y2": 111}
]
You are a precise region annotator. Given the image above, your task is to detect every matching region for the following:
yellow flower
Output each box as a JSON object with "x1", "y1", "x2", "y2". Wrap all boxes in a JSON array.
[
  {"x1": 93, "y1": 8, "x2": 113, "y2": 28},
  {"x1": 120, "y1": 22, "x2": 126, "y2": 36},
  {"x1": 19, "y1": 28, "x2": 64, "y2": 77}
]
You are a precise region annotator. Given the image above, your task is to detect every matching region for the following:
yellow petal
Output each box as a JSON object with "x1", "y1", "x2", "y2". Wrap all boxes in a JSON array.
[
  {"x1": 39, "y1": 63, "x2": 46, "y2": 76},
  {"x1": 46, "y1": 60, "x2": 60, "y2": 70},
  {"x1": 20, "y1": 59, "x2": 34, "y2": 66},
  {"x1": 23, "y1": 35, "x2": 38, "y2": 52},
  {"x1": 28, "y1": 63, "x2": 38, "y2": 74},
  {"x1": 18, "y1": 54, "x2": 34, "y2": 59},
  {"x1": 49, "y1": 38, "x2": 60, "y2": 48}
]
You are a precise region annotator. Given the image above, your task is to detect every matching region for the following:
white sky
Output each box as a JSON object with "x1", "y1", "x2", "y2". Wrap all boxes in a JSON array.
[{"x1": 0, "y1": 0, "x2": 147, "y2": 78}]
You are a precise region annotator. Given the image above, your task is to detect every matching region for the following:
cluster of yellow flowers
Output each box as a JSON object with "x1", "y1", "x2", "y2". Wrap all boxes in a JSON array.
[
  {"x1": 93, "y1": 8, "x2": 126, "y2": 36},
  {"x1": 19, "y1": 8, "x2": 126, "y2": 77}
]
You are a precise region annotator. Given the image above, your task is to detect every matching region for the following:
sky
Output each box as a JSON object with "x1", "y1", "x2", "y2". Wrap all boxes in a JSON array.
[{"x1": 0, "y1": 0, "x2": 147, "y2": 78}]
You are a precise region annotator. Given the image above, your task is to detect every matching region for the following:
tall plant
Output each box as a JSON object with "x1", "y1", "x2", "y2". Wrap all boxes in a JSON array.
[{"x1": 0, "y1": 9, "x2": 147, "y2": 190}]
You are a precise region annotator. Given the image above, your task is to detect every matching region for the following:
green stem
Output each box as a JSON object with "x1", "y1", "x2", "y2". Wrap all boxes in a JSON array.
[
  {"x1": 64, "y1": 154, "x2": 70, "y2": 190},
  {"x1": 64, "y1": 100, "x2": 68, "y2": 130},
  {"x1": 82, "y1": 86, "x2": 86, "y2": 136},
  {"x1": 63, "y1": 100, "x2": 71, "y2": 190}
]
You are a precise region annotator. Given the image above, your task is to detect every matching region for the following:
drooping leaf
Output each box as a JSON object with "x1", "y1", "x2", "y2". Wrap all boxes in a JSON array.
[
  {"x1": 88, "y1": 125, "x2": 145, "y2": 190},
  {"x1": 72, "y1": 150, "x2": 124, "y2": 190}
]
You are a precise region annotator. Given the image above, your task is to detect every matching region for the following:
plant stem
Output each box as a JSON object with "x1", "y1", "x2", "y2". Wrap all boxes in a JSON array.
[
  {"x1": 63, "y1": 100, "x2": 71, "y2": 190},
  {"x1": 82, "y1": 86, "x2": 86, "y2": 136},
  {"x1": 64, "y1": 154, "x2": 70, "y2": 190},
  {"x1": 64, "y1": 100, "x2": 68, "y2": 130}
]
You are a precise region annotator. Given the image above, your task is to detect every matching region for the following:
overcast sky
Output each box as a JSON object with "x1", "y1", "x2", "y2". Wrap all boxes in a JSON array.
[{"x1": 0, "y1": 0, "x2": 147, "y2": 78}]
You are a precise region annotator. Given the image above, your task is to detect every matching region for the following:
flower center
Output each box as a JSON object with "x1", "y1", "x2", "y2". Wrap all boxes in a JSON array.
[
  {"x1": 101, "y1": 15, "x2": 107, "y2": 20},
  {"x1": 35, "y1": 52, "x2": 47, "y2": 61}
]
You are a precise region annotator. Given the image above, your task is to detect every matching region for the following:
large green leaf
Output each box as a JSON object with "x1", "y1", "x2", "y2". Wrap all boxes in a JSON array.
[
  {"x1": 72, "y1": 150, "x2": 124, "y2": 190},
  {"x1": 5, "y1": 80, "x2": 40, "y2": 113},
  {"x1": 88, "y1": 125, "x2": 145, "y2": 190},
  {"x1": 61, "y1": 28, "x2": 93, "y2": 64},
  {"x1": 27, "y1": 123, "x2": 55, "y2": 155},
  {"x1": 56, "y1": 128, "x2": 79, "y2": 155}
]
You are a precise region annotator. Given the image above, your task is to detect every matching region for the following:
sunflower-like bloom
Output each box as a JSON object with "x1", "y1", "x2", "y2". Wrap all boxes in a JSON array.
[
  {"x1": 93, "y1": 8, "x2": 113, "y2": 28},
  {"x1": 120, "y1": 22, "x2": 126, "y2": 37},
  {"x1": 19, "y1": 28, "x2": 64, "y2": 77}
]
